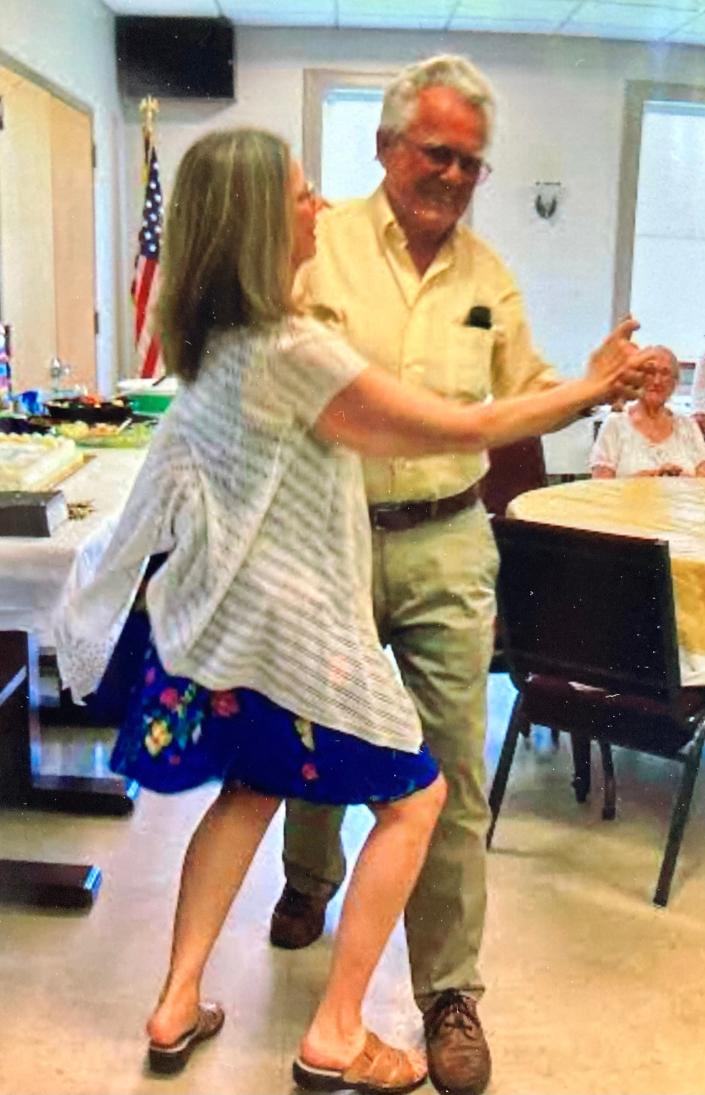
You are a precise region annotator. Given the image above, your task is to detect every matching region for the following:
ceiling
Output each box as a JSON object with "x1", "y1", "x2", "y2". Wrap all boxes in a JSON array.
[{"x1": 102, "y1": 0, "x2": 705, "y2": 46}]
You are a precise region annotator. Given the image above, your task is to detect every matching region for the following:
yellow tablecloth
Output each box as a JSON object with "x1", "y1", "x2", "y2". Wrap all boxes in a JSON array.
[{"x1": 509, "y1": 478, "x2": 705, "y2": 684}]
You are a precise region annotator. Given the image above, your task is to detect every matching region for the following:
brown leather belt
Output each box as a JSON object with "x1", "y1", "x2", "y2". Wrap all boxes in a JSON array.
[{"x1": 368, "y1": 482, "x2": 481, "y2": 532}]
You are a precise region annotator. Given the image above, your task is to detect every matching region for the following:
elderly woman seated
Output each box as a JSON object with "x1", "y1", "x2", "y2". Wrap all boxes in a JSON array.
[{"x1": 590, "y1": 346, "x2": 705, "y2": 478}]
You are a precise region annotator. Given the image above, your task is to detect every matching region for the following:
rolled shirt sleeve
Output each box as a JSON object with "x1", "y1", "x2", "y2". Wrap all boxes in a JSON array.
[{"x1": 274, "y1": 318, "x2": 369, "y2": 429}]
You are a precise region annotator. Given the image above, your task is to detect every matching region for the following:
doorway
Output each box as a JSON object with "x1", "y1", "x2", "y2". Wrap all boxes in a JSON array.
[{"x1": 0, "y1": 65, "x2": 97, "y2": 392}]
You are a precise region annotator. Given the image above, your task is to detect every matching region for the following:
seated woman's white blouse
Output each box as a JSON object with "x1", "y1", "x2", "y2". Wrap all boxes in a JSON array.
[
  {"x1": 55, "y1": 316, "x2": 423, "y2": 754},
  {"x1": 590, "y1": 409, "x2": 705, "y2": 477}
]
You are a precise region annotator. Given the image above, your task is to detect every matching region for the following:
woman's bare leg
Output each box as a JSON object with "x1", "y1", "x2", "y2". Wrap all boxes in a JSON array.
[
  {"x1": 300, "y1": 772, "x2": 447, "y2": 1068},
  {"x1": 147, "y1": 785, "x2": 281, "y2": 1045}
]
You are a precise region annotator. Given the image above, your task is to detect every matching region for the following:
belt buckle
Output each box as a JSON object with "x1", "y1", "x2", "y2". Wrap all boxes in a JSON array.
[{"x1": 369, "y1": 502, "x2": 401, "y2": 530}]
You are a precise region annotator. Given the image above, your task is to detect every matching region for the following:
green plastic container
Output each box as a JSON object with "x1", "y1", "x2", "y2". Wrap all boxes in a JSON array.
[{"x1": 125, "y1": 390, "x2": 174, "y2": 415}]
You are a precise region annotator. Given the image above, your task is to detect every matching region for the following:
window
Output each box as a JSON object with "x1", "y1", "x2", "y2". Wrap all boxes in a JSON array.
[
  {"x1": 303, "y1": 70, "x2": 390, "y2": 201},
  {"x1": 321, "y1": 87, "x2": 384, "y2": 201},
  {"x1": 615, "y1": 83, "x2": 705, "y2": 367}
]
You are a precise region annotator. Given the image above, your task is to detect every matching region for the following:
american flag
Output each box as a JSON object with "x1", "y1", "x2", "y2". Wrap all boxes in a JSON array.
[{"x1": 131, "y1": 142, "x2": 164, "y2": 378}]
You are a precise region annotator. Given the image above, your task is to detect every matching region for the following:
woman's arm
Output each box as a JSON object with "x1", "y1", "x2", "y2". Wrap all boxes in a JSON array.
[
  {"x1": 589, "y1": 411, "x2": 621, "y2": 478},
  {"x1": 314, "y1": 319, "x2": 648, "y2": 458}
]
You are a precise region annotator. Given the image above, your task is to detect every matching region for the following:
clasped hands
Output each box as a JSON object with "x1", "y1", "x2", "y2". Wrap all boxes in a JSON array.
[
  {"x1": 588, "y1": 317, "x2": 659, "y2": 404},
  {"x1": 636, "y1": 463, "x2": 684, "y2": 478}
]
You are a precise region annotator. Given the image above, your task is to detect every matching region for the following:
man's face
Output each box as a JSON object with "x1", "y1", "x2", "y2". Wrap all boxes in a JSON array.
[
  {"x1": 289, "y1": 160, "x2": 318, "y2": 271},
  {"x1": 379, "y1": 85, "x2": 489, "y2": 242}
]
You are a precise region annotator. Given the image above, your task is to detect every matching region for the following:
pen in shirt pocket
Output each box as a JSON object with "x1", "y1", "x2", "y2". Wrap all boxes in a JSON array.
[{"x1": 463, "y1": 306, "x2": 492, "y2": 329}]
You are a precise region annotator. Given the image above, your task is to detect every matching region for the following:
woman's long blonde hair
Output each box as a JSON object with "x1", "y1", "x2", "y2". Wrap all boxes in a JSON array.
[{"x1": 159, "y1": 128, "x2": 293, "y2": 382}]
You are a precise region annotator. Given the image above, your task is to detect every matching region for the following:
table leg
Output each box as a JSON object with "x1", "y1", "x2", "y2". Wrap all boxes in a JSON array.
[
  {"x1": 0, "y1": 631, "x2": 102, "y2": 909},
  {"x1": 29, "y1": 773, "x2": 139, "y2": 816},
  {"x1": 0, "y1": 859, "x2": 101, "y2": 909},
  {"x1": 570, "y1": 733, "x2": 592, "y2": 803},
  {"x1": 8, "y1": 636, "x2": 139, "y2": 816}
]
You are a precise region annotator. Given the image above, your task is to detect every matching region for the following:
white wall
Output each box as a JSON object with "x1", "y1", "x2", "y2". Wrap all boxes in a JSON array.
[
  {"x1": 125, "y1": 26, "x2": 705, "y2": 379},
  {"x1": 3, "y1": 15, "x2": 704, "y2": 391},
  {"x1": 0, "y1": 0, "x2": 126, "y2": 393}
]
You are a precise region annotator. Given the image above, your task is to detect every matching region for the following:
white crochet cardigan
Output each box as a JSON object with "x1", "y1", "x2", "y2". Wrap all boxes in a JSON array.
[{"x1": 55, "y1": 317, "x2": 423, "y2": 753}]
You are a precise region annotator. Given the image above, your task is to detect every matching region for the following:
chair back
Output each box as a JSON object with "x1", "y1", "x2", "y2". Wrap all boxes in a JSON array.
[
  {"x1": 492, "y1": 518, "x2": 681, "y2": 705},
  {"x1": 480, "y1": 437, "x2": 546, "y2": 516}
]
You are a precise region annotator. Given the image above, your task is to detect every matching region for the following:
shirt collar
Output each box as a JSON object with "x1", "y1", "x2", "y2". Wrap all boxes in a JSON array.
[
  {"x1": 367, "y1": 185, "x2": 460, "y2": 264},
  {"x1": 368, "y1": 185, "x2": 400, "y2": 242}
]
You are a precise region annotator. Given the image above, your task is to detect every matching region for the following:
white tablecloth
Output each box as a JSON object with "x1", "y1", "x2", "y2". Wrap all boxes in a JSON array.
[{"x1": 0, "y1": 449, "x2": 145, "y2": 644}]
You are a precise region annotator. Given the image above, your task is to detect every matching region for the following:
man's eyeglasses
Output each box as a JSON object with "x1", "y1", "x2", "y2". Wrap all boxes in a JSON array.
[{"x1": 401, "y1": 136, "x2": 492, "y2": 183}]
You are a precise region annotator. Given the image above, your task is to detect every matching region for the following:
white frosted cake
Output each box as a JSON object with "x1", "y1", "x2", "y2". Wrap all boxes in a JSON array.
[{"x1": 0, "y1": 433, "x2": 78, "y2": 490}]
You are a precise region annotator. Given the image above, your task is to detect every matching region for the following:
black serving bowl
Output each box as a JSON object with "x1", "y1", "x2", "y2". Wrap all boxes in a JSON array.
[
  {"x1": 44, "y1": 398, "x2": 132, "y2": 425},
  {"x1": 0, "y1": 416, "x2": 53, "y2": 435}
]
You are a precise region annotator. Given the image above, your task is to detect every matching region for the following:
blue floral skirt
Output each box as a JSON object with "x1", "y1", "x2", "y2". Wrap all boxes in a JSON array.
[{"x1": 110, "y1": 637, "x2": 439, "y2": 805}]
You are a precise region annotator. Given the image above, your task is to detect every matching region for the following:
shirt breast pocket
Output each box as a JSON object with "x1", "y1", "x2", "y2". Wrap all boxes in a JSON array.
[{"x1": 434, "y1": 325, "x2": 495, "y2": 403}]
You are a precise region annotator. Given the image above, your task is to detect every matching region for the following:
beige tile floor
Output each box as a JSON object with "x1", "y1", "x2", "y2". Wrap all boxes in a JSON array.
[{"x1": 1, "y1": 674, "x2": 705, "y2": 1095}]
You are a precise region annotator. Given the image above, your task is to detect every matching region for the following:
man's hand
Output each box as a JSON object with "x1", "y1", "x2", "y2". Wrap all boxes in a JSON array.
[{"x1": 585, "y1": 317, "x2": 651, "y2": 402}]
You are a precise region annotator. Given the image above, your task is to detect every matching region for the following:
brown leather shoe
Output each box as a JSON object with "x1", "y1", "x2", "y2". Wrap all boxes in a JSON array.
[
  {"x1": 269, "y1": 883, "x2": 328, "y2": 949},
  {"x1": 423, "y1": 991, "x2": 491, "y2": 1095}
]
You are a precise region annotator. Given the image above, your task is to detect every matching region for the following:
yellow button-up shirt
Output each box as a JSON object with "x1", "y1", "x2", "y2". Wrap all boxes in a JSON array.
[{"x1": 296, "y1": 187, "x2": 558, "y2": 504}]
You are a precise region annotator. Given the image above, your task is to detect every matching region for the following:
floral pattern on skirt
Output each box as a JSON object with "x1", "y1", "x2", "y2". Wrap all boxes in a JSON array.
[{"x1": 110, "y1": 636, "x2": 438, "y2": 805}]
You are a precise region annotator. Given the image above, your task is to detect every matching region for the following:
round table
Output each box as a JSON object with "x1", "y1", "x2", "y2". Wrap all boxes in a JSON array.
[{"x1": 508, "y1": 477, "x2": 705, "y2": 686}]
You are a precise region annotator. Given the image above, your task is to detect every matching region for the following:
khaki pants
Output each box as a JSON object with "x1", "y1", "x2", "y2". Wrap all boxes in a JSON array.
[{"x1": 283, "y1": 502, "x2": 498, "y2": 1010}]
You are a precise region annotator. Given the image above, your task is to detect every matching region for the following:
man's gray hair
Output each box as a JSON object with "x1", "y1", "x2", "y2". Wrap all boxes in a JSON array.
[{"x1": 380, "y1": 54, "x2": 496, "y2": 139}]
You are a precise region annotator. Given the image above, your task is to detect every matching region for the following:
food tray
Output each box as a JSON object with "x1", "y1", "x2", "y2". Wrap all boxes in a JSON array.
[
  {"x1": 29, "y1": 453, "x2": 89, "y2": 492},
  {"x1": 77, "y1": 424, "x2": 154, "y2": 449},
  {"x1": 55, "y1": 420, "x2": 156, "y2": 447}
]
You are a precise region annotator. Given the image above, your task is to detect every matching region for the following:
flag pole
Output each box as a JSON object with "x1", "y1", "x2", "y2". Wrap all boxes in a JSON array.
[{"x1": 139, "y1": 95, "x2": 160, "y2": 174}]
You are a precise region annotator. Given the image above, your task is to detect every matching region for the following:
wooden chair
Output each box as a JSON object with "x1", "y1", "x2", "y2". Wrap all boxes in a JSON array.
[
  {"x1": 481, "y1": 438, "x2": 547, "y2": 675},
  {"x1": 480, "y1": 437, "x2": 547, "y2": 519},
  {"x1": 486, "y1": 517, "x2": 705, "y2": 907}
]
